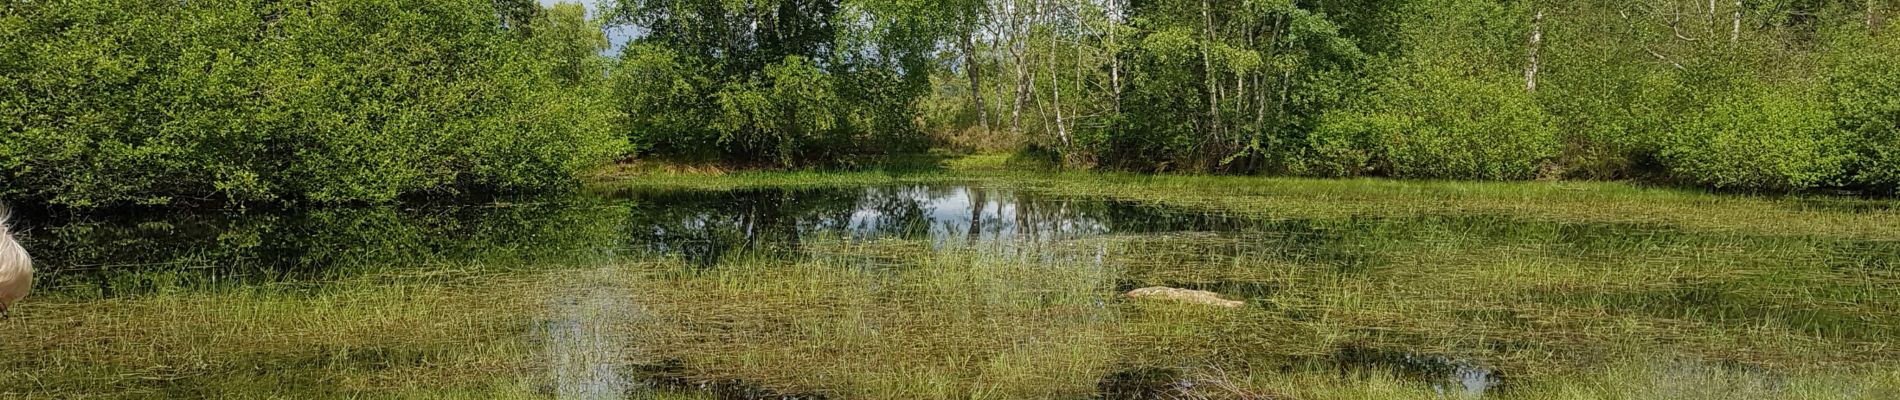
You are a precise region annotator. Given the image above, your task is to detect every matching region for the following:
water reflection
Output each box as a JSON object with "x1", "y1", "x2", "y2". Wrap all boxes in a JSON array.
[
  {"x1": 16, "y1": 198, "x2": 628, "y2": 296},
  {"x1": 1337, "y1": 347, "x2": 1500, "y2": 397},
  {"x1": 544, "y1": 267, "x2": 638, "y2": 399},
  {"x1": 613, "y1": 185, "x2": 1249, "y2": 265},
  {"x1": 18, "y1": 185, "x2": 1249, "y2": 293}
]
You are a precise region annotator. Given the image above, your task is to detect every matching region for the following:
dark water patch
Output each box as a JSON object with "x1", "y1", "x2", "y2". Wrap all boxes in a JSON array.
[
  {"x1": 1334, "y1": 346, "x2": 1502, "y2": 397},
  {"x1": 1829, "y1": 240, "x2": 1900, "y2": 272},
  {"x1": 1095, "y1": 367, "x2": 1187, "y2": 400},
  {"x1": 631, "y1": 361, "x2": 827, "y2": 400},
  {"x1": 1451, "y1": 308, "x2": 1537, "y2": 329},
  {"x1": 1542, "y1": 281, "x2": 1900, "y2": 342}
]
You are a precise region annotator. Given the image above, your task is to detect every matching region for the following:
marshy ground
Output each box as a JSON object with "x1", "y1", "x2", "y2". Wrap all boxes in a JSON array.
[{"x1": 4, "y1": 160, "x2": 1899, "y2": 399}]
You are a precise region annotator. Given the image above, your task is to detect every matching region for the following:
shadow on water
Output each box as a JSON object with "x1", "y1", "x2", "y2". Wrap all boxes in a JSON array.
[
  {"x1": 1095, "y1": 367, "x2": 1187, "y2": 400},
  {"x1": 628, "y1": 360, "x2": 829, "y2": 400},
  {"x1": 1335, "y1": 346, "x2": 1502, "y2": 398},
  {"x1": 14, "y1": 196, "x2": 629, "y2": 296},
  {"x1": 1089, "y1": 347, "x2": 1502, "y2": 400}
]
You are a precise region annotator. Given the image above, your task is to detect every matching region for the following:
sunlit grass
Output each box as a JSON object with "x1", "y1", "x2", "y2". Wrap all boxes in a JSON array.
[
  {"x1": 598, "y1": 248, "x2": 1120, "y2": 399},
  {"x1": 583, "y1": 228, "x2": 1899, "y2": 398},
  {"x1": 9, "y1": 228, "x2": 1896, "y2": 398},
  {"x1": 0, "y1": 271, "x2": 548, "y2": 398}
]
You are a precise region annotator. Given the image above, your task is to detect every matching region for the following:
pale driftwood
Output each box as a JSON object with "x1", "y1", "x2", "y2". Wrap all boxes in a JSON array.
[
  {"x1": 1124, "y1": 286, "x2": 1243, "y2": 308},
  {"x1": 0, "y1": 204, "x2": 31, "y2": 320}
]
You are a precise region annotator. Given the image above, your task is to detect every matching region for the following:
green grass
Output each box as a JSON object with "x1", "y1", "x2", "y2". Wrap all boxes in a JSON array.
[
  {"x1": 554, "y1": 230, "x2": 1900, "y2": 399},
  {"x1": 0, "y1": 271, "x2": 548, "y2": 398}
]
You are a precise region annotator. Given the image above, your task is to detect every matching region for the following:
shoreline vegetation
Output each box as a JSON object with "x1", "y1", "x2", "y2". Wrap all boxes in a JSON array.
[{"x1": 5, "y1": 0, "x2": 1897, "y2": 210}]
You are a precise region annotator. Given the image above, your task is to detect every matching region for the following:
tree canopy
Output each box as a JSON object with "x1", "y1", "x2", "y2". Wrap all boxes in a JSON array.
[
  {"x1": 3, "y1": 0, "x2": 1897, "y2": 208},
  {"x1": 1, "y1": 0, "x2": 623, "y2": 207}
]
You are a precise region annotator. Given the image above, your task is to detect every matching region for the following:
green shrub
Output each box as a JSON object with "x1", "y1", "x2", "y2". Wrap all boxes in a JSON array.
[
  {"x1": 1311, "y1": 68, "x2": 1558, "y2": 180},
  {"x1": 1660, "y1": 89, "x2": 1851, "y2": 192},
  {"x1": 1303, "y1": 110, "x2": 1392, "y2": 178},
  {"x1": 606, "y1": 0, "x2": 930, "y2": 167},
  {"x1": 1824, "y1": 33, "x2": 1900, "y2": 194},
  {"x1": 712, "y1": 57, "x2": 845, "y2": 166},
  {"x1": 0, "y1": 0, "x2": 621, "y2": 207},
  {"x1": 611, "y1": 43, "x2": 711, "y2": 157}
]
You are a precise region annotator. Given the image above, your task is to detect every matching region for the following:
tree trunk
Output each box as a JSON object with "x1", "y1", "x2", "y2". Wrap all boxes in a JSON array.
[
  {"x1": 1731, "y1": 0, "x2": 1742, "y2": 44},
  {"x1": 1049, "y1": 9, "x2": 1071, "y2": 152},
  {"x1": 1074, "y1": 17, "x2": 1088, "y2": 150},
  {"x1": 1107, "y1": 8, "x2": 1122, "y2": 114},
  {"x1": 1526, "y1": 8, "x2": 1543, "y2": 92},
  {"x1": 961, "y1": 33, "x2": 990, "y2": 132},
  {"x1": 1007, "y1": 1, "x2": 1030, "y2": 137},
  {"x1": 967, "y1": 187, "x2": 986, "y2": 244},
  {"x1": 1010, "y1": 52, "x2": 1028, "y2": 136},
  {"x1": 1199, "y1": 0, "x2": 1223, "y2": 161}
]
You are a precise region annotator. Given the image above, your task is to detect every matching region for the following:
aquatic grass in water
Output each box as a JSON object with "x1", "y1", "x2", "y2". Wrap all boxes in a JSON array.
[
  {"x1": 586, "y1": 230, "x2": 1900, "y2": 398},
  {"x1": 600, "y1": 248, "x2": 1121, "y2": 399},
  {"x1": 4, "y1": 175, "x2": 1898, "y2": 398},
  {"x1": 0, "y1": 272, "x2": 548, "y2": 398},
  {"x1": 586, "y1": 182, "x2": 1899, "y2": 398}
]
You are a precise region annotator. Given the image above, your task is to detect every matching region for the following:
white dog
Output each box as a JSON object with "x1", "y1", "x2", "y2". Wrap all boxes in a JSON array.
[{"x1": 0, "y1": 203, "x2": 32, "y2": 320}]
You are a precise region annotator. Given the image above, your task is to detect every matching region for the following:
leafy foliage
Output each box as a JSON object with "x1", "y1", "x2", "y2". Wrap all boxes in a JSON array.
[
  {"x1": 1085, "y1": 0, "x2": 1365, "y2": 172},
  {"x1": 1315, "y1": 68, "x2": 1558, "y2": 180},
  {"x1": 0, "y1": 0, "x2": 622, "y2": 207},
  {"x1": 1824, "y1": 30, "x2": 1900, "y2": 194},
  {"x1": 605, "y1": 0, "x2": 931, "y2": 167},
  {"x1": 917, "y1": 0, "x2": 1897, "y2": 194},
  {"x1": 1661, "y1": 88, "x2": 1851, "y2": 191},
  {"x1": 4, "y1": 0, "x2": 1896, "y2": 201}
]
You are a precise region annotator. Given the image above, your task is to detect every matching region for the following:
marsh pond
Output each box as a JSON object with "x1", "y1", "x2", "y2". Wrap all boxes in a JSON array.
[{"x1": 5, "y1": 177, "x2": 1900, "y2": 399}]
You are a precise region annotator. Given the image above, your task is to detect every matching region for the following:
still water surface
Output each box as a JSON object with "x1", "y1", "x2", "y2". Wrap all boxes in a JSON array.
[{"x1": 14, "y1": 184, "x2": 1898, "y2": 398}]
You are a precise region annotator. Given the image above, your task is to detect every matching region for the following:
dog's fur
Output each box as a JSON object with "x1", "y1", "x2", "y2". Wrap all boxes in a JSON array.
[{"x1": 0, "y1": 203, "x2": 32, "y2": 319}]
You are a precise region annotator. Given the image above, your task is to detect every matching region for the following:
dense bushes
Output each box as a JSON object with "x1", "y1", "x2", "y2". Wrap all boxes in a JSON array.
[
  {"x1": 1312, "y1": 68, "x2": 1558, "y2": 180},
  {"x1": 1825, "y1": 32, "x2": 1900, "y2": 195},
  {"x1": 1659, "y1": 89, "x2": 1851, "y2": 191},
  {"x1": 605, "y1": 0, "x2": 933, "y2": 167},
  {"x1": 1078, "y1": 1, "x2": 1363, "y2": 173},
  {"x1": 3, "y1": 0, "x2": 1896, "y2": 203},
  {"x1": 0, "y1": 0, "x2": 621, "y2": 207},
  {"x1": 919, "y1": 0, "x2": 1899, "y2": 194}
]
